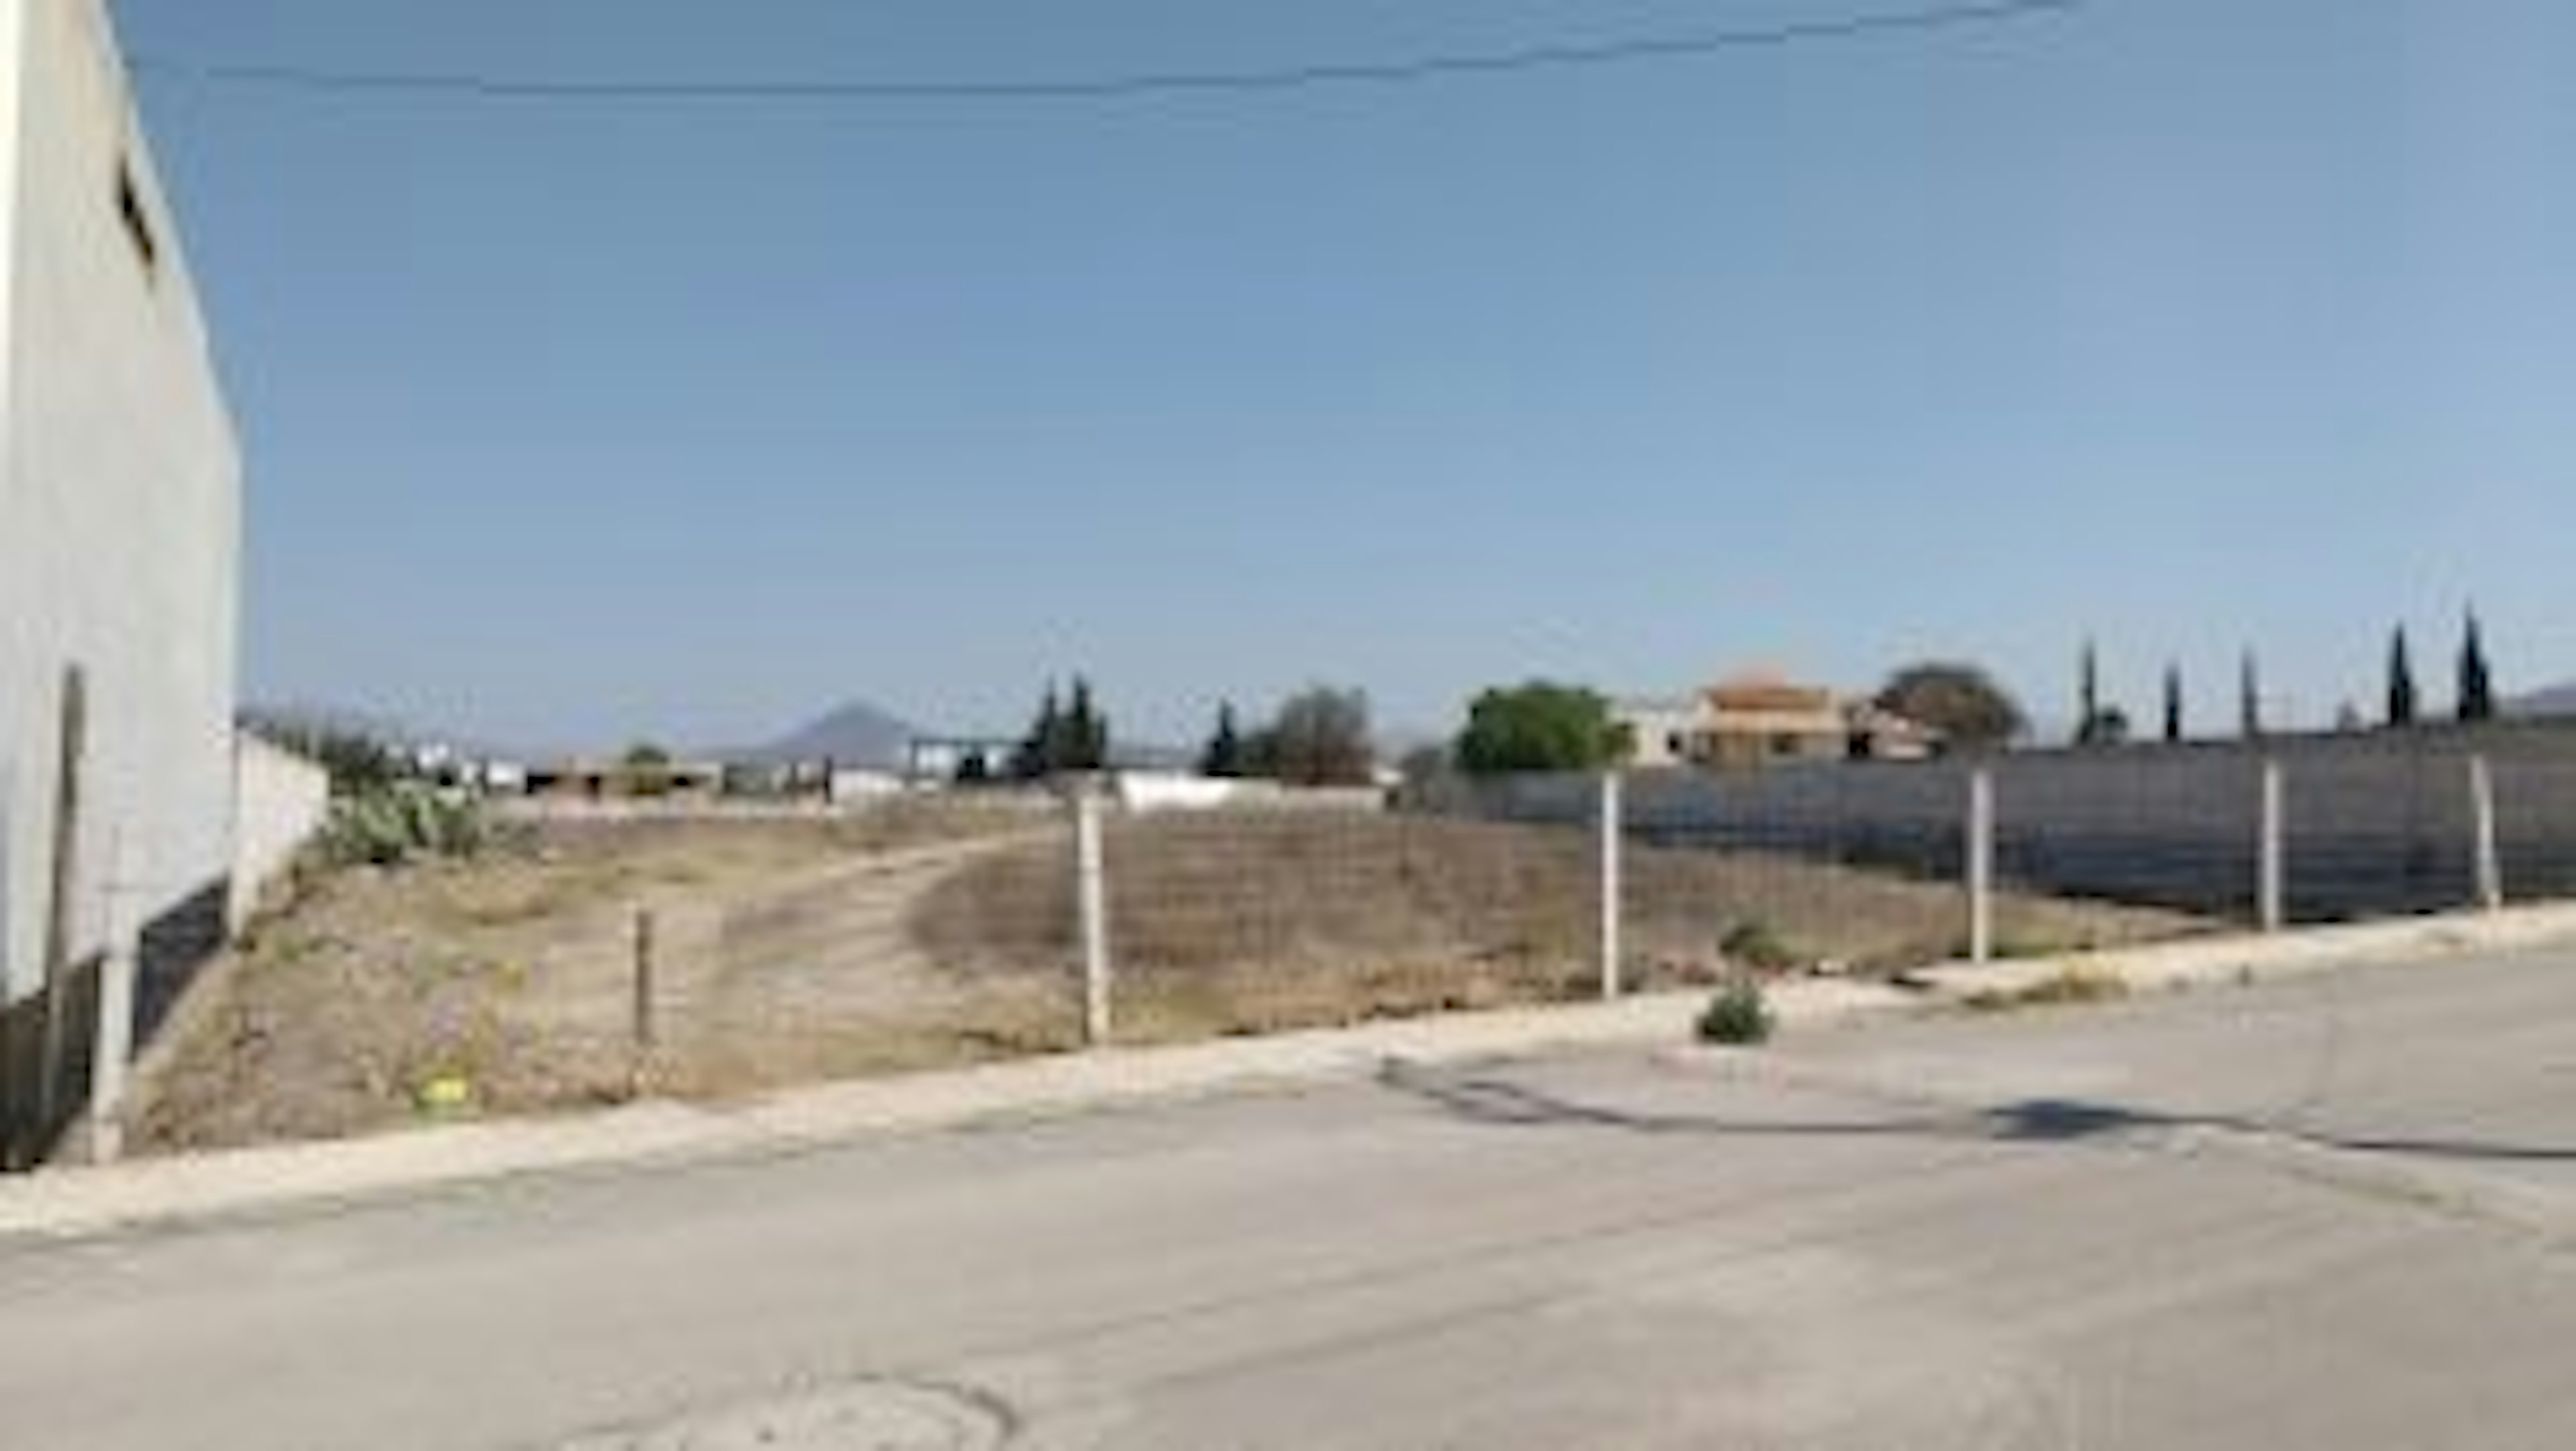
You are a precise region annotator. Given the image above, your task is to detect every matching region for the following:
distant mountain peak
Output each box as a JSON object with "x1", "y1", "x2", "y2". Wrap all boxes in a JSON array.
[{"x1": 733, "y1": 699, "x2": 927, "y2": 769}]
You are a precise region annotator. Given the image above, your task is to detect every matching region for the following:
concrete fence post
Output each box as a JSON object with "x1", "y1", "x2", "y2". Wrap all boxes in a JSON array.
[
  {"x1": 2259, "y1": 759, "x2": 2286, "y2": 932},
  {"x1": 631, "y1": 907, "x2": 658, "y2": 1053},
  {"x1": 1967, "y1": 768, "x2": 1995, "y2": 965},
  {"x1": 2470, "y1": 754, "x2": 2504, "y2": 913},
  {"x1": 1075, "y1": 788, "x2": 1112, "y2": 1047},
  {"x1": 34, "y1": 665, "x2": 89, "y2": 1142},
  {"x1": 81, "y1": 835, "x2": 138, "y2": 1166},
  {"x1": 1598, "y1": 771, "x2": 1624, "y2": 1001}
]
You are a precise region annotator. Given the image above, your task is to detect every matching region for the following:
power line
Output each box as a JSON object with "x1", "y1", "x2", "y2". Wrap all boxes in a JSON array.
[{"x1": 131, "y1": 0, "x2": 2091, "y2": 106}]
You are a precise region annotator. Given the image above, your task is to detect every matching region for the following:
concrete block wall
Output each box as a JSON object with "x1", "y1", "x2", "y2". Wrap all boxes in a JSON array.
[
  {"x1": 1442, "y1": 726, "x2": 2576, "y2": 926},
  {"x1": 229, "y1": 733, "x2": 331, "y2": 930}
]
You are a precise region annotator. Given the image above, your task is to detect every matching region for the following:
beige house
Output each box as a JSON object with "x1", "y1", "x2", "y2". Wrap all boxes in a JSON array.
[{"x1": 1617, "y1": 673, "x2": 1941, "y2": 770}]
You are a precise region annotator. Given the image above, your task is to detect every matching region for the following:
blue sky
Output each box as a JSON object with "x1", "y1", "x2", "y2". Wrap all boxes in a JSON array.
[{"x1": 117, "y1": 0, "x2": 2576, "y2": 751}]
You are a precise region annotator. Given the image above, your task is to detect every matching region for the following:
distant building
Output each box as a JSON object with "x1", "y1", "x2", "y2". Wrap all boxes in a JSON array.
[
  {"x1": 1615, "y1": 672, "x2": 1941, "y2": 769},
  {"x1": 1615, "y1": 698, "x2": 1711, "y2": 769},
  {"x1": 826, "y1": 767, "x2": 907, "y2": 803},
  {"x1": 527, "y1": 759, "x2": 724, "y2": 801},
  {"x1": 906, "y1": 737, "x2": 1017, "y2": 784}
]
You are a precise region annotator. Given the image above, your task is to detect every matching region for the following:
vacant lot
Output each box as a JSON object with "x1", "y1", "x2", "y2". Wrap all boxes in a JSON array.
[
  {"x1": 134, "y1": 804, "x2": 1057, "y2": 1154},
  {"x1": 914, "y1": 810, "x2": 2203, "y2": 1041},
  {"x1": 135, "y1": 804, "x2": 2199, "y2": 1154}
]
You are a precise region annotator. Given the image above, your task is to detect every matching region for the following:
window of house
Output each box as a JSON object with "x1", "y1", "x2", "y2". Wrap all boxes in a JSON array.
[{"x1": 117, "y1": 162, "x2": 159, "y2": 280}]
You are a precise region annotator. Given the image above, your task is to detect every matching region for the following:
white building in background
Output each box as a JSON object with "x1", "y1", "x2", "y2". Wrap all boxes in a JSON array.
[{"x1": 0, "y1": 0, "x2": 242, "y2": 1083}]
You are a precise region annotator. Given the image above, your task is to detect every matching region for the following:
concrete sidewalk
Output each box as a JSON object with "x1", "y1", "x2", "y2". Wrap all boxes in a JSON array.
[{"x1": 7, "y1": 902, "x2": 2576, "y2": 1244}]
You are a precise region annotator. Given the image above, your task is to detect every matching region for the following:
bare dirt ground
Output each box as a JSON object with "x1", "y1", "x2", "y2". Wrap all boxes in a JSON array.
[
  {"x1": 133, "y1": 804, "x2": 2202, "y2": 1154},
  {"x1": 132, "y1": 806, "x2": 1057, "y2": 1154}
]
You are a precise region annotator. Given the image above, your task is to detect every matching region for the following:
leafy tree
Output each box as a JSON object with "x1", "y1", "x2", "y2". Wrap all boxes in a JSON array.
[
  {"x1": 2089, "y1": 706, "x2": 2133, "y2": 748},
  {"x1": 954, "y1": 749, "x2": 994, "y2": 786},
  {"x1": 2388, "y1": 627, "x2": 2419, "y2": 729},
  {"x1": 1266, "y1": 687, "x2": 1375, "y2": 788},
  {"x1": 2162, "y1": 663, "x2": 2184, "y2": 744},
  {"x1": 2459, "y1": 612, "x2": 2496, "y2": 723},
  {"x1": 1874, "y1": 661, "x2": 2026, "y2": 751},
  {"x1": 1454, "y1": 682, "x2": 1631, "y2": 777},
  {"x1": 621, "y1": 742, "x2": 675, "y2": 798},
  {"x1": 1200, "y1": 702, "x2": 1248, "y2": 778}
]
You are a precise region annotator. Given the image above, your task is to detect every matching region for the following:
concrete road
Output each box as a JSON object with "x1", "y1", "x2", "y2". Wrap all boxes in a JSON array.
[{"x1": 10, "y1": 949, "x2": 2576, "y2": 1449}]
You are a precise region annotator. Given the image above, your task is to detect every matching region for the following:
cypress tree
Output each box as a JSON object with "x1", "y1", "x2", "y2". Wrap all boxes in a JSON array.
[
  {"x1": 1202, "y1": 702, "x2": 1246, "y2": 778},
  {"x1": 2388, "y1": 628, "x2": 2419, "y2": 729},
  {"x1": 2459, "y1": 612, "x2": 2496, "y2": 723},
  {"x1": 2076, "y1": 639, "x2": 2102, "y2": 746},
  {"x1": 2239, "y1": 651, "x2": 2263, "y2": 740},
  {"x1": 2163, "y1": 663, "x2": 2184, "y2": 744}
]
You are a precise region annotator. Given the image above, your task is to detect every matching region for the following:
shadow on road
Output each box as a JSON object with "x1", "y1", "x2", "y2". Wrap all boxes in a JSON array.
[{"x1": 1372, "y1": 1058, "x2": 2576, "y2": 1167}]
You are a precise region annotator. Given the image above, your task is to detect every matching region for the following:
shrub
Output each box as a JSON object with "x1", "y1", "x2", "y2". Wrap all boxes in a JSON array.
[
  {"x1": 322, "y1": 783, "x2": 484, "y2": 867},
  {"x1": 1698, "y1": 980, "x2": 1775, "y2": 1046}
]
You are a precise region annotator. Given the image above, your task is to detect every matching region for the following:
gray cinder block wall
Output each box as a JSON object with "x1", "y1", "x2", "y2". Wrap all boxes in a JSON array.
[{"x1": 1443, "y1": 726, "x2": 2576, "y2": 926}]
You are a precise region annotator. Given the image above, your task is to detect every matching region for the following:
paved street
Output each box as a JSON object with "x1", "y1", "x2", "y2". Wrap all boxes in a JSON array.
[{"x1": 10, "y1": 947, "x2": 2576, "y2": 1449}]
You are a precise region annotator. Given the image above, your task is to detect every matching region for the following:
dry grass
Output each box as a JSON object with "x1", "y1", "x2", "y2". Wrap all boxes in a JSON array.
[
  {"x1": 1960, "y1": 965, "x2": 2135, "y2": 1014},
  {"x1": 912, "y1": 811, "x2": 2205, "y2": 1042},
  {"x1": 133, "y1": 804, "x2": 2203, "y2": 1154}
]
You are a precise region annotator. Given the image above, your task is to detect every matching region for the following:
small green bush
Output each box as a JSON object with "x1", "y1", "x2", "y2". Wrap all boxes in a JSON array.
[
  {"x1": 1698, "y1": 981, "x2": 1775, "y2": 1046},
  {"x1": 322, "y1": 784, "x2": 484, "y2": 867}
]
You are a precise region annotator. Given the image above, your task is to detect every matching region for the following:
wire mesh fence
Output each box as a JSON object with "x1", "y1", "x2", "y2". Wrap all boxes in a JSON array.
[{"x1": 665, "y1": 732, "x2": 2576, "y2": 1063}]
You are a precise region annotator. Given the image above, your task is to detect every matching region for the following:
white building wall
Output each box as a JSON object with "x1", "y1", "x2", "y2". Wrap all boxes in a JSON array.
[{"x1": 0, "y1": 0, "x2": 242, "y2": 1002}]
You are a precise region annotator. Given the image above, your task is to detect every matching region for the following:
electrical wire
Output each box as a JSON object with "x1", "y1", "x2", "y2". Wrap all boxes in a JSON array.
[{"x1": 131, "y1": 0, "x2": 2090, "y2": 106}]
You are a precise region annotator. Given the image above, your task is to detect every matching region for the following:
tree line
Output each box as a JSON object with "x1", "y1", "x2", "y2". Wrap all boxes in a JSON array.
[{"x1": 985, "y1": 613, "x2": 2508, "y2": 788}]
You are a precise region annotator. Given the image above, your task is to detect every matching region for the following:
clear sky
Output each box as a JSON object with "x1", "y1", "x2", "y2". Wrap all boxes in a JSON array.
[{"x1": 115, "y1": 0, "x2": 2576, "y2": 751}]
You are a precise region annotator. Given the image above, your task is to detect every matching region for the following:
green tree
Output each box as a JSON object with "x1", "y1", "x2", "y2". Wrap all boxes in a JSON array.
[
  {"x1": 2459, "y1": 612, "x2": 2496, "y2": 723},
  {"x1": 1200, "y1": 702, "x2": 1248, "y2": 778},
  {"x1": 1267, "y1": 687, "x2": 1375, "y2": 788},
  {"x1": 2162, "y1": 663, "x2": 2184, "y2": 744},
  {"x1": 1872, "y1": 661, "x2": 2026, "y2": 752},
  {"x1": 2388, "y1": 627, "x2": 2419, "y2": 729},
  {"x1": 621, "y1": 742, "x2": 675, "y2": 798},
  {"x1": 2075, "y1": 639, "x2": 2121, "y2": 747},
  {"x1": 1065, "y1": 676, "x2": 1109, "y2": 772},
  {"x1": 2239, "y1": 651, "x2": 2263, "y2": 740},
  {"x1": 1454, "y1": 682, "x2": 1631, "y2": 777}
]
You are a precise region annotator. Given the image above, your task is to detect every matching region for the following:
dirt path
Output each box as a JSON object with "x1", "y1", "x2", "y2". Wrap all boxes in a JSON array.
[
  {"x1": 131, "y1": 814, "x2": 1061, "y2": 1152},
  {"x1": 672, "y1": 830, "x2": 1069, "y2": 1091}
]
